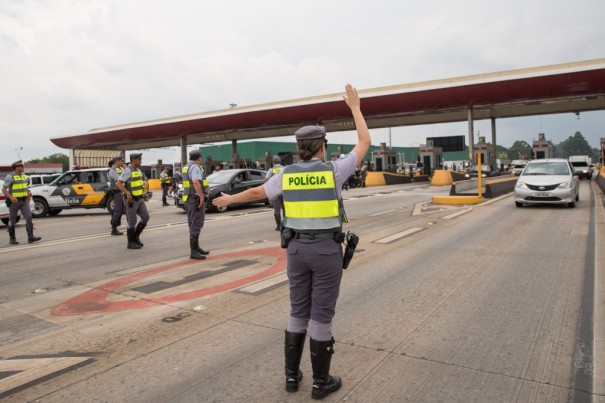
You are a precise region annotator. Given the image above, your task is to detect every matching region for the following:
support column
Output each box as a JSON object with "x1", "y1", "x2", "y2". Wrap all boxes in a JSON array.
[
  {"x1": 231, "y1": 139, "x2": 238, "y2": 160},
  {"x1": 180, "y1": 136, "x2": 187, "y2": 167},
  {"x1": 467, "y1": 107, "x2": 474, "y2": 163},
  {"x1": 491, "y1": 117, "x2": 497, "y2": 169}
]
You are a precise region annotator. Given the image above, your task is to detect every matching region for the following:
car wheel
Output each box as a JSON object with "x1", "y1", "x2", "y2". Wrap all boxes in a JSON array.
[
  {"x1": 1, "y1": 218, "x2": 7, "y2": 225},
  {"x1": 214, "y1": 204, "x2": 228, "y2": 213},
  {"x1": 515, "y1": 201, "x2": 523, "y2": 208},
  {"x1": 568, "y1": 201, "x2": 576, "y2": 208},
  {"x1": 49, "y1": 209, "x2": 62, "y2": 216},
  {"x1": 32, "y1": 197, "x2": 49, "y2": 218}
]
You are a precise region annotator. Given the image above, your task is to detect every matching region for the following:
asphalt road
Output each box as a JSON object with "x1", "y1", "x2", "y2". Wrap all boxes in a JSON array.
[{"x1": 1, "y1": 180, "x2": 603, "y2": 402}]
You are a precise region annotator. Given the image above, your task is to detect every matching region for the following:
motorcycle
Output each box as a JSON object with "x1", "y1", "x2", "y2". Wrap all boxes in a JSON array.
[{"x1": 343, "y1": 170, "x2": 362, "y2": 190}]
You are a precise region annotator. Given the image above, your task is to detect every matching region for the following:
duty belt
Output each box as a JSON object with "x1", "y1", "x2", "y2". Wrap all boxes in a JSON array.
[
  {"x1": 15, "y1": 197, "x2": 27, "y2": 202},
  {"x1": 292, "y1": 231, "x2": 342, "y2": 240}
]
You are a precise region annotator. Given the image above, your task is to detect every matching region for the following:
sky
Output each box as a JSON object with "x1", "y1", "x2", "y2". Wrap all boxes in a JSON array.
[{"x1": 1, "y1": 0, "x2": 605, "y2": 165}]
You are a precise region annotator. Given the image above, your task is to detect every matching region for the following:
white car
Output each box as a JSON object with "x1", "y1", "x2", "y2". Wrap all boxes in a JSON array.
[
  {"x1": 0, "y1": 195, "x2": 36, "y2": 225},
  {"x1": 514, "y1": 159, "x2": 580, "y2": 208}
]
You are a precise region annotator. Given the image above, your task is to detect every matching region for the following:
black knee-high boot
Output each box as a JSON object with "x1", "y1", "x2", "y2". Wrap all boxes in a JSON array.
[
  {"x1": 284, "y1": 330, "x2": 306, "y2": 392},
  {"x1": 8, "y1": 226, "x2": 18, "y2": 245},
  {"x1": 310, "y1": 338, "x2": 341, "y2": 400},
  {"x1": 134, "y1": 223, "x2": 146, "y2": 246},
  {"x1": 26, "y1": 223, "x2": 41, "y2": 244},
  {"x1": 189, "y1": 235, "x2": 206, "y2": 260},
  {"x1": 127, "y1": 228, "x2": 141, "y2": 249}
]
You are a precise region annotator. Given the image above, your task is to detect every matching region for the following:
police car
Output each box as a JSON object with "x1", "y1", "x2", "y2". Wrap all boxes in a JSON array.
[{"x1": 29, "y1": 168, "x2": 115, "y2": 218}]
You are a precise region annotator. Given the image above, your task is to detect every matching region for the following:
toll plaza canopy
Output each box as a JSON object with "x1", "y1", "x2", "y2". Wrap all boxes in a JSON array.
[{"x1": 51, "y1": 58, "x2": 605, "y2": 152}]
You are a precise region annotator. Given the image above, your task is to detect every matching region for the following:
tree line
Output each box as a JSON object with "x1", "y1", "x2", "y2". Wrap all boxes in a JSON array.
[{"x1": 499, "y1": 132, "x2": 600, "y2": 161}]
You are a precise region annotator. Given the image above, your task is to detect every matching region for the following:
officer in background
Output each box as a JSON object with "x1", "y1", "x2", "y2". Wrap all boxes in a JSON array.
[
  {"x1": 160, "y1": 167, "x2": 172, "y2": 206},
  {"x1": 264, "y1": 155, "x2": 284, "y2": 230},
  {"x1": 2, "y1": 160, "x2": 42, "y2": 245},
  {"x1": 182, "y1": 149, "x2": 210, "y2": 260},
  {"x1": 115, "y1": 153, "x2": 149, "y2": 250},
  {"x1": 108, "y1": 156, "x2": 126, "y2": 235},
  {"x1": 213, "y1": 84, "x2": 370, "y2": 399}
]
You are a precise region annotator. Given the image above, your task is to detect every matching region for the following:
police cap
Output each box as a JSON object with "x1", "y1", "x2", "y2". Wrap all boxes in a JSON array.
[
  {"x1": 294, "y1": 125, "x2": 326, "y2": 141},
  {"x1": 189, "y1": 149, "x2": 202, "y2": 160},
  {"x1": 11, "y1": 160, "x2": 23, "y2": 169},
  {"x1": 129, "y1": 153, "x2": 142, "y2": 161},
  {"x1": 272, "y1": 155, "x2": 282, "y2": 163}
]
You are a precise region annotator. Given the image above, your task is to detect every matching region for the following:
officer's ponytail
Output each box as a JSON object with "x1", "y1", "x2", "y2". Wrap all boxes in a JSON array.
[{"x1": 297, "y1": 139, "x2": 324, "y2": 161}]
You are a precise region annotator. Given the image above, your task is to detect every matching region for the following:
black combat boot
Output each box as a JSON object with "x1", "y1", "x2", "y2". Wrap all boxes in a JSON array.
[
  {"x1": 134, "y1": 223, "x2": 146, "y2": 247},
  {"x1": 8, "y1": 226, "x2": 18, "y2": 245},
  {"x1": 190, "y1": 235, "x2": 206, "y2": 260},
  {"x1": 111, "y1": 220, "x2": 123, "y2": 236},
  {"x1": 310, "y1": 338, "x2": 341, "y2": 400},
  {"x1": 285, "y1": 330, "x2": 306, "y2": 392},
  {"x1": 194, "y1": 235, "x2": 210, "y2": 256},
  {"x1": 274, "y1": 215, "x2": 281, "y2": 231},
  {"x1": 25, "y1": 223, "x2": 41, "y2": 244},
  {"x1": 127, "y1": 228, "x2": 141, "y2": 249}
]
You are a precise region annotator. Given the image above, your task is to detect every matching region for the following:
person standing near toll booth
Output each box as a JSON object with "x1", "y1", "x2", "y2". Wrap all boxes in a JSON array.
[
  {"x1": 213, "y1": 84, "x2": 370, "y2": 400},
  {"x1": 182, "y1": 150, "x2": 210, "y2": 260},
  {"x1": 264, "y1": 155, "x2": 284, "y2": 230},
  {"x1": 2, "y1": 160, "x2": 41, "y2": 245},
  {"x1": 160, "y1": 167, "x2": 172, "y2": 206},
  {"x1": 115, "y1": 153, "x2": 149, "y2": 250},
  {"x1": 108, "y1": 157, "x2": 126, "y2": 236}
]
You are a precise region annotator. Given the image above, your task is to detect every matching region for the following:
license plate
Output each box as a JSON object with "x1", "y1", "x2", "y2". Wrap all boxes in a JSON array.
[{"x1": 533, "y1": 192, "x2": 551, "y2": 197}]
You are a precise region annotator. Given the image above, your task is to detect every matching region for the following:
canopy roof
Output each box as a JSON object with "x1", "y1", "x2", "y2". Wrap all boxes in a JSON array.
[{"x1": 51, "y1": 58, "x2": 605, "y2": 151}]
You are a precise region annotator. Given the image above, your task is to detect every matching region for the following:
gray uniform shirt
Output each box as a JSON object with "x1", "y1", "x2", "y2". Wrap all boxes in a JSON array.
[
  {"x1": 187, "y1": 164, "x2": 204, "y2": 194},
  {"x1": 3, "y1": 174, "x2": 14, "y2": 188},
  {"x1": 264, "y1": 153, "x2": 358, "y2": 201}
]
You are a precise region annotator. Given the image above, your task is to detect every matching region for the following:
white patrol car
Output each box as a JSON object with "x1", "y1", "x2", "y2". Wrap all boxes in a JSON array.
[{"x1": 29, "y1": 168, "x2": 115, "y2": 218}]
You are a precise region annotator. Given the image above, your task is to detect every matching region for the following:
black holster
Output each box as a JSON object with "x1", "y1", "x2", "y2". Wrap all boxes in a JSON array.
[
  {"x1": 343, "y1": 231, "x2": 359, "y2": 270},
  {"x1": 280, "y1": 227, "x2": 292, "y2": 249}
]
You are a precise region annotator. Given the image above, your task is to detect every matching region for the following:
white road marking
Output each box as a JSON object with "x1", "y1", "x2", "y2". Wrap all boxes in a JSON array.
[
  {"x1": 236, "y1": 273, "x2": 288, "y2": 294},
  {"x1": 369, "y1": 209, "x2": 397, "y2": 217},
  {"x1": 374, "y1": 227, "x2": 423, "y2": 244},
  {"x1": 441, "y1": 209, "x2": 472, "y2": 220}
]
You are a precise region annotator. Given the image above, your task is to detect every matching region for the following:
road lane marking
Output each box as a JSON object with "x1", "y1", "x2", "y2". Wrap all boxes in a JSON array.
[
  {"x1": 369, "y1": 209, "x2": 397, "y2": 217},
  {"x1": 0, "y1": 356, "x2": 94, "y2": 399},
  {"x1": 374, "y1": 227, "x2": 423, "y2": 244},
  {"x1": 235, "y1": 273, "x2": 289, "y2": 294},
  {"x1": 442, "y1": 208, "x2": 472, "y2": 220}
]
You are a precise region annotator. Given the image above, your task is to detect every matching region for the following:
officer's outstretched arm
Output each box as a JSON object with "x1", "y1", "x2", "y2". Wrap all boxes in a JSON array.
[
  {"x1": 344, "y1": 84, "x2": 371, "y2": 163},
  {"x1": 213, "y1": 185, "x2": 267, "y2": 207}
]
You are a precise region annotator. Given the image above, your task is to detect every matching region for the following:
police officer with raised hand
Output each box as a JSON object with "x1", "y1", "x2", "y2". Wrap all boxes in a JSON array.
[
  {"x1": 108, "y1": 156, "x2": 126, "y2": 235},
  {"x1": 264, "y1": 155, "x2": 284, "y2": 230},
  {"x1": 182, "y1": 149, "x2": 210, "y2": 260},
  {"x1": 115, "y1": 153, "x2": 149, "y2": 249},
  {"x1": 213, "y1": 84, "x2": 370, "y2": 400},
  {"x1": 2, "y1": 160, "x2": 41, "y2": 245}
]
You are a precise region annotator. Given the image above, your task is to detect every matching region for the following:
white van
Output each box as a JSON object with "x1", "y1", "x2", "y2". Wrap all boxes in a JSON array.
[{"x1": 568, "y1": 155, "x2": 592, "y2": 179}]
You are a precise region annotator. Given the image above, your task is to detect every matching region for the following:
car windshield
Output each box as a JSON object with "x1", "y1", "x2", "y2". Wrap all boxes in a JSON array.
[
  {"x1": 523, "y1": 162, "x2": 570, "y2": 176},
  {"x1": 570, "y1": 161, "x2": 588, "y2": 167},
  {"x1": 207, "y1": 171, "x2": 236, "y2": 186}
]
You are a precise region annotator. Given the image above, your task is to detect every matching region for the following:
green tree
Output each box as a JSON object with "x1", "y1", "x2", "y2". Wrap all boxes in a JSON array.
[
  {"x1": 508, "y1": 140, "x2": 531, "y2": 160},
  {"x1": 554, "y1": 131, "x2": 593, "y2": 159},
  {"x1": 27, "y1": 153, "x2": 69, "y2": 171}
]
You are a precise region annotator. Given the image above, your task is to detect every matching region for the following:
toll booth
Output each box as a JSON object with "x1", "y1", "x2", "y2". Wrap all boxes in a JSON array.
[
  {"x1": 372, "y1": 142, "x2": 397, "y2": 172},
  {"x1": 473, "y1": 136, "x2": 495, "y2": 167},
  {"x1": 419, "y1": 140, "x2": 443, "y2": 176},
  {"x1": 532, "y1": 133, "x2": 554, "y2": 159},
  {"x1": 331, "y1": 146, "x2": 346, "y2": 161}
]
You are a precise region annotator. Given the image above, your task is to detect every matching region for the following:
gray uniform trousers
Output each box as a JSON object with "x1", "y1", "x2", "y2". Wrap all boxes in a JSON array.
[
  {"x1": 286, "y1": 238, "x2": 343, "y2": 324},
  {"x1": 111, "y1": 191, "x2": 124, "y2": 225},
  {"x1": 125, "y1": 198, "x2": 149, "y2": 229},
  {"x1": 273, "y1": 196, "x2": 283, "y2": 220},
  {"x1": 9, "y1": 199, "x2": 32, "y2": 227},
  {"x1": 186, "y1": 199, "x2": 205, "y2": 236}
]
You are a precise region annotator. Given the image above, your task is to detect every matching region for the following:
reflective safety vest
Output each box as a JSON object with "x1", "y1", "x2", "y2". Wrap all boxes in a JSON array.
[
  {"x1": 127, "y1": 169, "x2": 145, "y2": 197},
  {"x1": 282, "y1": 161, "x2": 342, "y2": 231},
  {"x1": 109, "y1": 167, "x2": 123, "y2": 191},
  {"x1": 8, "y1": 173, "x2": 28, "y2": 198},
  {"x1": 161, "y1": 172, "x2": 172, "y2": 184},
  {"x1": 271, "y1": 165, "x2": 283, "y2": 175},
  {"x1": 182, "y1": 162, "x2": 208, "y2": 202}
]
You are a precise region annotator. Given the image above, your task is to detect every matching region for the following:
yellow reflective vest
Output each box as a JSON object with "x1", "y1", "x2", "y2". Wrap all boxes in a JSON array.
[
  {"x1": 182, "y1": 162, "x2": 209, "y2": 202},
  {"x1": 281, "y1": 161, "x2": 341, "y2": 231},
  {"x1": 8, "y1": 173, "x2": 28, "y2": 198}
]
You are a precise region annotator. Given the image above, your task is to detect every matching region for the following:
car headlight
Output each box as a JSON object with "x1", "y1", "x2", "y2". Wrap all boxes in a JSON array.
[
  {"x1": 465, "y1": 174, "x2": 470, "y2": 178},
  {"x1": 481, "y1": 174, "x2": 487, "y2": 178},
  {"x1": 516, "y1": 182, "x2": 528, "y2": 189},
  {"x1": 557, "y1": 182, "x2": 571, "y2": 189}
]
